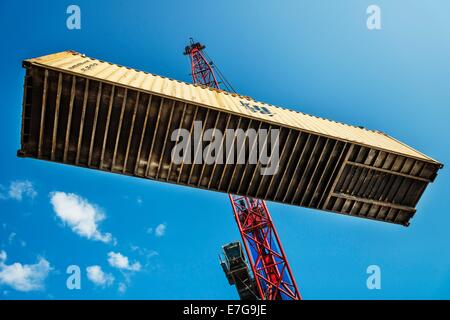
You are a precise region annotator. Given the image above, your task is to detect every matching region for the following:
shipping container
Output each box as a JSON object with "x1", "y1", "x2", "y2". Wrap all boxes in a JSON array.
[{"x1": 18, "y1": 51, "x2": 443, "y2": 225}]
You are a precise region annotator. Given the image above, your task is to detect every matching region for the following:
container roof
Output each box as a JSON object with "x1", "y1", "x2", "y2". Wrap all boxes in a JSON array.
[{"x1": 24, "y1": 50, "x2": 440, "y2": 164}]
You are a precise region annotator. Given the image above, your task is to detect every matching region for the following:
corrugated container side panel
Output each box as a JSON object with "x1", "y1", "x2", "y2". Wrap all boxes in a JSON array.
[{"x1": 18, "y1": 55, "x2": 443, "y2": 226}]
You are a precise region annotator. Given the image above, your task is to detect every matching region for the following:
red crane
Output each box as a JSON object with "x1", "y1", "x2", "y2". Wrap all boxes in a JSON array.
[{"x1": 184, "y1": 39, "x2": 301, "y2": 300}]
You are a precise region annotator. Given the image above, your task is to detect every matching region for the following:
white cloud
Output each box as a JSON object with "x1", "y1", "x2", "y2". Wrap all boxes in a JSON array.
[
  {"x1": 155, "y1": 223, "x2": 167, "y2": 237},
  {"x1": 107, "y1": 252, "x2": 141, "y2": 272},
  {"x1": 118, "y1": 282, "x2": 127, "y2": 293},
  {"x1": 50, "y1": 192, "x2": 113, "y2": 243},
  {"x1": 130, "y1": 245, "x2": 159, "y2": 258},
  {"x1": 86, "y1": 265, "x2": 114, "y2": 287},
  {"x1": 8, "y1": 181, "x2": 37, "y2": 201},
  {"x1": 7, "y1": 233, "x2": 16, "y2": 244},
  {"x1": 0, "y1": 251, "x2": 51, "y2": 292},
  {"x1": 0, "y1": 185, "x2": 6, "y2": 200},
  {"x1": 4, "y1": 231, "x2": 26, "y2": 247},
  {"x1": 147, "y1": 223, "x2": 166, "y2": 237},
  {"x1": 136, "y1": 197, "x2": 143, "y2": 206}
]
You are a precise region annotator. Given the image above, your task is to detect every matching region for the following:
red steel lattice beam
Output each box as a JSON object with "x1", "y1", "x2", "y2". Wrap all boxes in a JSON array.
[
  {"x1": 184, "y1": 39, "x2": 300, "y2": 300},
  {"x1": 230, "y1": 195, "x2": 301, "y2": 300},
  {"x1": 184, "y1": 40, "x2": 220, "y2": 89}
]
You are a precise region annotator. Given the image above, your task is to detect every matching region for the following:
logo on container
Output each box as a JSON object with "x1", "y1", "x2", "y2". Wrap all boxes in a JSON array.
[{"x1": 240, "y1": 101, "x2": 274, "y2": 117}]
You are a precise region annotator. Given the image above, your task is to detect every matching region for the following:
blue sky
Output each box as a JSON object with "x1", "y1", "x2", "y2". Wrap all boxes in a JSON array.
[{"x1": 0, "y1": 0, "x2": 449, "y2": 299}]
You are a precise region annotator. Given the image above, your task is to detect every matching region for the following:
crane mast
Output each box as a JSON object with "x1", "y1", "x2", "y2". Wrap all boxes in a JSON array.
[{"x1": 184, "y1": 39, "x2": 301, "y2": 300}]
